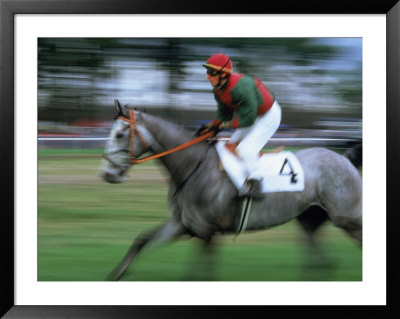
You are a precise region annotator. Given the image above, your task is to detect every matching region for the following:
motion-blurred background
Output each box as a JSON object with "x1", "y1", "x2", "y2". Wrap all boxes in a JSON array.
[
  {"x1": 38, "y1": 38, "x2": 361, "y2": 149},
  {"x1": 37, "y1": 38, "x2": 362, "y2": 281}
]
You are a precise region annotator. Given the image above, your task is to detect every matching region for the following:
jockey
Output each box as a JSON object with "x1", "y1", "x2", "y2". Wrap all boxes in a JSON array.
[{"x1": 197, "y1": 53, "x2": 282, "y2": 199}]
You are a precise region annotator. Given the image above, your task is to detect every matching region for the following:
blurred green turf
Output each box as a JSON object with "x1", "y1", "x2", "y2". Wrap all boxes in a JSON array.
[{"x1": 38, "y1": 149, "x2": 361, "y2": 281}]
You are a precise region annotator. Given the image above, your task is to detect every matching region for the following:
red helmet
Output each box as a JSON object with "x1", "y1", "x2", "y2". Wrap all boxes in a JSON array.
[{"x1": 202, "y1": 53, "x2": 232, "y2": 74}]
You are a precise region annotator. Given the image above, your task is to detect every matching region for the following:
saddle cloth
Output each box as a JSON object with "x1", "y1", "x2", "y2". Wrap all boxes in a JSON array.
[{"x1": 215, "y1": 141, "x2": 305, "y2": 193}]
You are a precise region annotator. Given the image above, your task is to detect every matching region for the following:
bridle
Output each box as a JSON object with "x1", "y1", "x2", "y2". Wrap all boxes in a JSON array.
[
  {"x1": 102, "y1": 109, "x2": 149, "y2": 168},
  {"x1": 118, "y1": 109, "x2": 150, "y2": 162},
  {"x1": 103, "y1": 109, "x2": 214, "y2": 168}
]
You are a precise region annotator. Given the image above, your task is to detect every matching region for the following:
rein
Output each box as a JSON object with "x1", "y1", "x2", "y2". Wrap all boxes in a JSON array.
[{"x1": 118, "y1": 110, "x2": 215, "y2": 165}]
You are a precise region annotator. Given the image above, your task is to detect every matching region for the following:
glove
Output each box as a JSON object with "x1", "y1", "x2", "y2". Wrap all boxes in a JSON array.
[
  {"x1": 209, "y1": 124, "x2": 222, "y2": 136},
  {"x1": 195, "y1": 124, "x2": 210, "y2": 137}
]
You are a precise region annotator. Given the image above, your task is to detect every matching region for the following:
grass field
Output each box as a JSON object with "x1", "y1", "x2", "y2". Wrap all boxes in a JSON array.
[{"x1": 38, "y1": 148, "x2": 362, "y2": 281}]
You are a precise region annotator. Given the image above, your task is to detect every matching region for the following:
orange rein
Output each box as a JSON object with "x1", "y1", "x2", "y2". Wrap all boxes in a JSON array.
[{"x1": 117, "y1": 110, "x2": 215, "y2": 165}]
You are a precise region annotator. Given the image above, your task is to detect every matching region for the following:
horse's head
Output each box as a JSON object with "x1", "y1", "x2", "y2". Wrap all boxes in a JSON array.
[{"x1": 99, "y1": 100, "x2": 151, "y2": 183}]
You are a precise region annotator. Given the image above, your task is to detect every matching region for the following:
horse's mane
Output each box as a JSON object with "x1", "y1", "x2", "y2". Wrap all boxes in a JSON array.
[{"x1": 138, "y1": 111, "x2": 196, "y2": 146}]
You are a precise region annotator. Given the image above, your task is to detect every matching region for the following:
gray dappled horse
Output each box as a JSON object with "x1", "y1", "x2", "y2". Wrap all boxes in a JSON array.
[{"x1": 100, "y1": 100, "x2": 362, "y2": 281}]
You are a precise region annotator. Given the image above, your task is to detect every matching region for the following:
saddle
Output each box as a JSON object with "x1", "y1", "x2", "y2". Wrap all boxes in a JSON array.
[
  {"x1": 225, "y1": 142, "x2": 285, "y2": 158},
  {"x1": 215, "y1": 141, "x2": 305, "y2": 194}
]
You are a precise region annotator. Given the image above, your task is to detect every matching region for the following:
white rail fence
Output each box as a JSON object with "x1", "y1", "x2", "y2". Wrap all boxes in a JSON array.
[{"x1": 38, "y1": 137, "x2": 360, "y2": 149}]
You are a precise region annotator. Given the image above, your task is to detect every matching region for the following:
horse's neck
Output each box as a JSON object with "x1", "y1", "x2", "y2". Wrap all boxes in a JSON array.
[{"x1": 142, "y1": 113, "x2": 208, "y2": 183}]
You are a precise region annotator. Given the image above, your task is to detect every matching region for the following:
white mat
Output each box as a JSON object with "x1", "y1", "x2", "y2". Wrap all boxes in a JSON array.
[{"x1": 215, "y1": 141, "x2": 305, "y2": 193}]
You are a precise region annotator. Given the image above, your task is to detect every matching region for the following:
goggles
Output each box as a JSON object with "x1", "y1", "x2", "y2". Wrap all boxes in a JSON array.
[{"x1": 206, "y1": 68, "x2": 220, "y2": 76}]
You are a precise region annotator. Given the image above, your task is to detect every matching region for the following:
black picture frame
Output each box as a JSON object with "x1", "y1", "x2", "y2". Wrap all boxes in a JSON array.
[{"x1": 1, "y1": 0, "x2": 399, "y2": 318}]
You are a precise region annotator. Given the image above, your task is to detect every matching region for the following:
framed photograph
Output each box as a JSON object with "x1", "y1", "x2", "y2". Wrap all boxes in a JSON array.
[{"x1": 1, "y1": 0, "x2": 399, "y2": 318}]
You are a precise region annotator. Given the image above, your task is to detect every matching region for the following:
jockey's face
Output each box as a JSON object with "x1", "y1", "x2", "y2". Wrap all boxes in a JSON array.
[{"x1": 206, "y1": 71, "x2": 227, "y2": 87}]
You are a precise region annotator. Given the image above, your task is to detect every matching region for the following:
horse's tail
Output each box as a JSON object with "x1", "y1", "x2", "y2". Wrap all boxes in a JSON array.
[{"x1": 343, "y1": 143, "x2": 362, "y2": 170}]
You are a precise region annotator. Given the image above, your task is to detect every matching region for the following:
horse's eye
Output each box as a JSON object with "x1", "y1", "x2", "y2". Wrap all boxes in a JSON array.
[{"x1": 116, "y1": 132, "x2": 124, "y2": 139}]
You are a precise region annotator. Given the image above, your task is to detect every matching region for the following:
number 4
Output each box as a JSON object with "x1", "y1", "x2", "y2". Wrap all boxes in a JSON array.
[{"x1": 279, "y1": 158, "x2": 298, "y2": 184}]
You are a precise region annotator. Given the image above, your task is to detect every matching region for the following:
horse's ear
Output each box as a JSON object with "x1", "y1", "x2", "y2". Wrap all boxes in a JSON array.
[{"x1": 114, "y1": 99, "x2": 128, "y2": 117}]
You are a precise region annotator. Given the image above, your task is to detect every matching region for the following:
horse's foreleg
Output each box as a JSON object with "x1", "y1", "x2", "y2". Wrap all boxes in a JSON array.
[
  {"x1": 184, "y1": 236, "x2": 217, "y2": 281},
  {"x1": 107, "y1": 219, "x2": 187, "y2": 281}
]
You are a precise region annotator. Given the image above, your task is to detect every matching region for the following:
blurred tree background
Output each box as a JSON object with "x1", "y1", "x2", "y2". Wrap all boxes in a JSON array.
[{"x1": 38, "y1": 37, "x2": 361, "y2": 137}]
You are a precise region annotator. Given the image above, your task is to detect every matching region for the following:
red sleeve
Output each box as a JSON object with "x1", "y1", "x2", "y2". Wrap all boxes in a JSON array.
[
  {"x1": 211, "y1": 119, "x2": 222, "y2": 126},
  {"x1": 232, "y1": 118, "x2": 240, "y2": 129}
]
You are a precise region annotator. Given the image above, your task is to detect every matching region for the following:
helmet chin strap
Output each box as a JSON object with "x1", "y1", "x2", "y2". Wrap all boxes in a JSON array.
[{"x1": 215, "y1": 74, "x2": 228, "y2": 89}]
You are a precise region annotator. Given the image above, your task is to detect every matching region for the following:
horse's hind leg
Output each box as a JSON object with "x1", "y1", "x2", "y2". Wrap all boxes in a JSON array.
[
  {"x1": 323, "y1": 188, "x2": 362, "y2": 246},
  {"x1": 318, "y1": 159, "x2": 362, "y2": 247},
  {"x1": 331, "y1": 215, "x2": 362, "y2": 247},
  {"x1": 297, "y1": 206, "x2": 335, "y2": 267},
  {"x1": 107, "y1": 219, "x2": 187, "y2": 281}
]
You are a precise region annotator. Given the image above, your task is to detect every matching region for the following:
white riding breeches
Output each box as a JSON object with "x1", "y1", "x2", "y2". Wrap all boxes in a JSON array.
[{"x1": 229, "y1": 100, "x2": 282, "y2": 180}]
